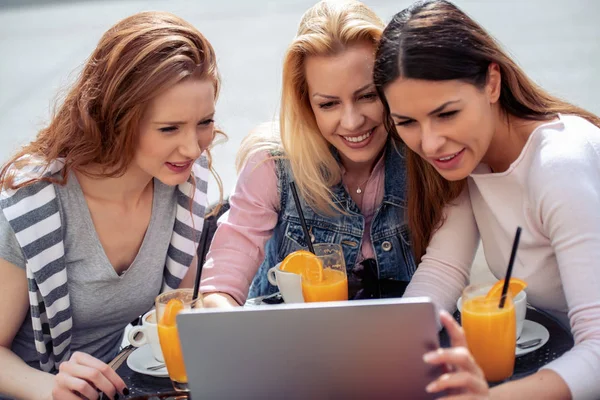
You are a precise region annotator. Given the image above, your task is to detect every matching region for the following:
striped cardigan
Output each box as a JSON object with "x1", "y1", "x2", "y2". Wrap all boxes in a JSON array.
[{"x1": 0, "y1": 156, "x2": 209, "y2": 373}]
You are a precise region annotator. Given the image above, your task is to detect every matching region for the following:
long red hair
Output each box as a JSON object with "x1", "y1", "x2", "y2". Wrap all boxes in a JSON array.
[{"x1": 1, "y1": 11, "x2": 222, "y2": 193}]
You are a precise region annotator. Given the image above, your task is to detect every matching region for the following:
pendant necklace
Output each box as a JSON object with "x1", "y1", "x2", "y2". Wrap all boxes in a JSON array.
[{"x1": 355, "y1": 176, "x2": 370, "y2": 194}]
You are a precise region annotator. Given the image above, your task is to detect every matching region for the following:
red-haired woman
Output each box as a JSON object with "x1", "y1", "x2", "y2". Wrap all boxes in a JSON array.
[{"x1": 0, "y1": 11, "x2": 222, "y2": 400}]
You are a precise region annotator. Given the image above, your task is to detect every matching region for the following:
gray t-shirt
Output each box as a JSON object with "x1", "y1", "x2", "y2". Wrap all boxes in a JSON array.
[{"x1": 0, "y1": 173, "x2": 177, "y2": 369}]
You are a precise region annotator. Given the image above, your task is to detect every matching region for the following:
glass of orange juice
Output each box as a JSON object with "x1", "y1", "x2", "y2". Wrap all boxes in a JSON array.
[
  {"x1": 276, "y1": 243, "x2": 348, "y2": 302},
  {"x1": 461, "y1": 283, "x2": 516, "y2": 382},
  {"x1": 155, "y1": 288, "x2": 203, "y2": 392},
  {"x1": 300, "y1": 243, "x2": 348, "y2": 302}
]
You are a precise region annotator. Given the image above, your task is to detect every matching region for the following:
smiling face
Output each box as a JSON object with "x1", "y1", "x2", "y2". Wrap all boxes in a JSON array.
[
  {"x1": 383, "y1": 69, "x2": 501, "y2": 181},
  {"x1": 135, "y1": 78, "x2": 216, "y2": 186},
  {"x1": 305, "y1": 42, "x2": 388, "y2": 170}
]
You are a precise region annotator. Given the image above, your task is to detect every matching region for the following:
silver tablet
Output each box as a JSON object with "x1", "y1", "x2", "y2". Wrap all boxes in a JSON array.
[{"x1": 177, "y1": 297, "x2": 443, "y2": 399}]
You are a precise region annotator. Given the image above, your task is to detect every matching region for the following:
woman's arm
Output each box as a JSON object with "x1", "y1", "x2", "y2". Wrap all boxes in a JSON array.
[
  {"x1": 404, "y1": 187, "x2": 480, "y2": 312},
  {"x1": 0, "y1": 259, "x2": 128, "y2": 400},
  {"x1": 199, "y1": 150, "x2": 281, "y2": 305},
  {"x1": 180, "y1": 256, "x2": 239, "y2": 307},
  {"x1": 491, "y1": 138, "x2": 600, "y2": 400},
  {"x1": 0, "y1": 259, "x2": 56, "y2": 400},
  {"x1": 489, "y1": 370, "x2": 570, "y2": 400}
]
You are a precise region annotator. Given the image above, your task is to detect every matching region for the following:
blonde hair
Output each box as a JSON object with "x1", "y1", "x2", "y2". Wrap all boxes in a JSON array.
[
  {"x1": 235, "y1": 121, "x2": 282, "y2": 173},
  {"x1": 1, "y1": 11, "x2": 225, "y2": 209},
  {"x1": 237, "y1": 0, "x2": 385, "y2": 214}
]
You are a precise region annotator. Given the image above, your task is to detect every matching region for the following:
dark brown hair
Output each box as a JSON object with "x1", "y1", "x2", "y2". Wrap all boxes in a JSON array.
[{"x1": 374, "y1": 0, "x2": 600, "y2": 261}]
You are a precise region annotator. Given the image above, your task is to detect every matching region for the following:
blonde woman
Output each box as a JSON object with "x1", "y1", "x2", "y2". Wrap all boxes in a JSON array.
[
  {"x1": 0, "y1": 12, "x2": 221, "y2": 399},
  {"x1": 201, "y1": 0, "x2": 415, "y2": 307},
  {"x1": 375, "y1": 0, "x2": 600, "y2": 398}
]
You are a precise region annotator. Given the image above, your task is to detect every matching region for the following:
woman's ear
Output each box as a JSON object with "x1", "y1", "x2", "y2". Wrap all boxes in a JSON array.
[{"x1": 486, "y1": 63, "x2": 501, "y2": 104}]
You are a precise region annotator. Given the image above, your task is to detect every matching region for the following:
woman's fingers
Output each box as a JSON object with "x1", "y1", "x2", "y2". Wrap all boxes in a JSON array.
[
  {"x1": 51, "y1": 386, "x2": 84, "y2": 400},
  {"x1": 426, "y1": 371, "x2": 488, "y2": 396},
  {"x1": 424, "y1": 347, "x2": 484, "y2": 378},
  {"x1": 440, "y1": 310, "x2": 468, "y2": 348},
  {"x1": 59, "y1": 361, "x2": 116, "y2": 399},
  {"x1": 436, "y1": 395, "x2": 486, "y2": 400},
  {"x1": 54, "y1": 352, "x2": 127, "y2": 399},
  {"x1": 70, "y1": 352, "x2": 127, "y2": 395},
  {"x1": 54, "y1": 372, "x2": 99, "y2": 400},
  {"x1": 421, "y1": 311, "x2": 489, "y2": 399}
]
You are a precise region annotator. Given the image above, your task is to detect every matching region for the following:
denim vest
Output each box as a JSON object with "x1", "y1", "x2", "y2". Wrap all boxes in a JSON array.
[{"x1": 248, "y1": 143, "x2": 417, "y2": 298}]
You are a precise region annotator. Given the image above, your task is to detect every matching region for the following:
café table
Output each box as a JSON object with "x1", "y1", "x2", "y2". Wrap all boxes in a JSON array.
[{"x1": 115, "y1": 301, "x2": 573, "y2": 399}]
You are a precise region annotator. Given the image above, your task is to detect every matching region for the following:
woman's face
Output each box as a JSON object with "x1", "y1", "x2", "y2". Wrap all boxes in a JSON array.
[
  {"x1": 135, "y1": 79, "x2": 216, "y2": 186},
  {"x1": 383, "y1": 68, "x2": 501, "y2": 181},
  {"x1": 305, "y1": 42, "x2": 388, "y2": 170}
]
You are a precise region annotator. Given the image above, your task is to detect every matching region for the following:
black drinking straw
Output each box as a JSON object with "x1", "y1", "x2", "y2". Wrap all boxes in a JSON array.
[
  {"x1": 499, "y1": 226, "x2": 522, "y2": 309},
  {"x1": 289, "y1": 182, "x2": 316, "y2": 254},
  {"x1": 192, "y1": 218, "x2": 212, "y2": 302}
]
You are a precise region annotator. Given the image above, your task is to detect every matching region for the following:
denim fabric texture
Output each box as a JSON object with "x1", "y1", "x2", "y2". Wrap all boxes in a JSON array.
[{"x1": 248, "y1": 142, "x2": 417, "y2": 299}]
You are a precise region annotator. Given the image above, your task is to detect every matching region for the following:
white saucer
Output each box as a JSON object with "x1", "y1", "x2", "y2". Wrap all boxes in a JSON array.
[
  {"x1": 127, "y1": 345, "x2": 169, "y2": 377},
  {"x1": 516, "y1": 320, "x2": 550, "y2": 357}
]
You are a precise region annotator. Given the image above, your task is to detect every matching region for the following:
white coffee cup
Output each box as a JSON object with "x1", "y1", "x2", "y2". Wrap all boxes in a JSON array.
[
  {"x1": 127, "y1": 309, "x2": 164, "y2": 362},
  {"x1": 267, "y1": 262, "x2": 304, "y2": 303},
  {"x1": 457, "y1": 287, "x2": 527, "y2": 339}
]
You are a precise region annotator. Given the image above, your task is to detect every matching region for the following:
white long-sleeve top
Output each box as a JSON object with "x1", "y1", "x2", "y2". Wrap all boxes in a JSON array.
[{"x1": 404, "y1": 115, "x2": 600, "y2": 400}]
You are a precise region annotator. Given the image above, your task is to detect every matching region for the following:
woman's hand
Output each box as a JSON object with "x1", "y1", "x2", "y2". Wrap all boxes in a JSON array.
[
  {"x1": 52, "y1": 351, "x2": 127, "y2": 400},
  {"x1": 203, "y1": 292, "x2": 240, "y2": 308},
  {"x1": 423, "y1": 310, "x2": 490, "y2": 399}
]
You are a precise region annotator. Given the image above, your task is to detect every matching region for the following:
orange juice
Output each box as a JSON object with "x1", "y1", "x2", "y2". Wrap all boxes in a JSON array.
[
  {"x1": 302, "y1": 268, "x2": 348, "y2": 302},
  {"x1": 157, "y1": 321, "x2": 187, "y2": 383},
  {"x1": 155, "y1": 289, "x2": 200, "y2": 392},
  {"x1": 279, "y1": 244, "x2": 349, "y2": 303},
  {"x1": 462, "y1": 294, "x2": 516, "y2": 382}
]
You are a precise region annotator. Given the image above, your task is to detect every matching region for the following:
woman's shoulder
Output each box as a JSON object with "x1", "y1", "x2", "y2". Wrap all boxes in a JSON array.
[
  {"x1": 236, "y1": 121, "x2": 285, "y2": 171},
  {"x1": 529, "y1": 115, "x2": 600, "y2": 174},
  {"x1": 238, "y1": 149, "x2": 280, "y2": 184},
  {"x1": 0, "y1": 157, "x2": 64, "y2": 201},
  {"x1": 525, "y1": 115, "x2": 600, "y2": 204}
]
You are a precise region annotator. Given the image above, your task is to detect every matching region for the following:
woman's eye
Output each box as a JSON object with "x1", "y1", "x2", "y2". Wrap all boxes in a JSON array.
[
  {"x1": 360, "y1": 92, "x2": 378, "y2": 101},
  {"x1": 439, "y1": 110, "x2": 458, "y2": 119},
  {"x1": 198, "y1": 119, "x2": 215, "y2": 127},
  {"x1": 319, "y1": 101, "x2": 337, "y2": 109},
  {"x1": 159, "y1": 126, "x2": 178, "y2": 133},
  {"x1": 395, "y1": 120, "x2": 414, "y2": 127}
]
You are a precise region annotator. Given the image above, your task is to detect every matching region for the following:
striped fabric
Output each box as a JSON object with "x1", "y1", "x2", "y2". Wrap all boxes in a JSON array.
[{"x1": 0, "y1": 156, "x2": 209, "y2": 372}]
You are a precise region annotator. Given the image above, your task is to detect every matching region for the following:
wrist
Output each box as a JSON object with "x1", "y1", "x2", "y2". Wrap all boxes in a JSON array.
[
  {"x1": 26, "y1": 371, "x2": 55, "y2": 400},
  {"x1": 203, "y1": 292, "x2": 240, "y2": 307}
]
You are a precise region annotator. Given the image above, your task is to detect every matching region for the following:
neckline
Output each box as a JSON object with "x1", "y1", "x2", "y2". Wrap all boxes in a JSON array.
[
  {"x1": 69, "y1": 173, "x2": 159, "y2": 279},
  {"x1": 341, "y1": 153, "x2": 385, "y2": 191}
]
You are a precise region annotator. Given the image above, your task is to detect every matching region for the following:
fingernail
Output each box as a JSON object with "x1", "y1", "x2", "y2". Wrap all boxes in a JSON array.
[
  {"x1": 423, "y1": 352, "x2": 436, "y2": 363},
  {"x1": 123, "y1": 387, "x2": 130, "y2": 396},
  {"x1": 425, "y1": 382, "x2": 437, "y2": 393}
]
